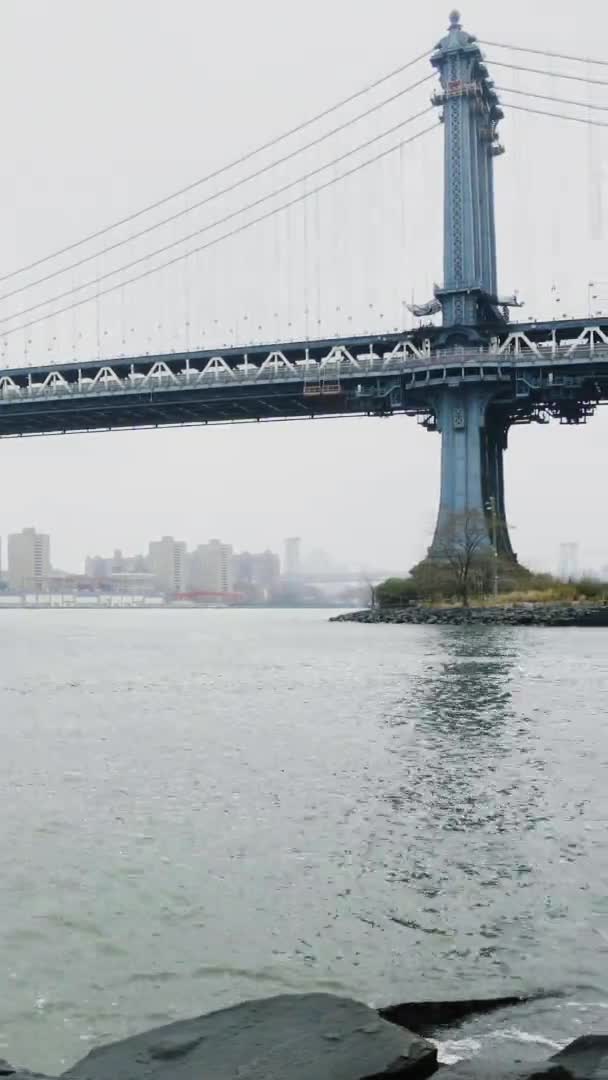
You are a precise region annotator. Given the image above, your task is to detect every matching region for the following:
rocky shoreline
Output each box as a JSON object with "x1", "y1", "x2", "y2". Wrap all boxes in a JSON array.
[
  {"x1": 332, "y1": 602, "x2": 608, "y2": 627},
  {"x1": 3, "y1": 993, "x2": 606, "y2": 1079}
]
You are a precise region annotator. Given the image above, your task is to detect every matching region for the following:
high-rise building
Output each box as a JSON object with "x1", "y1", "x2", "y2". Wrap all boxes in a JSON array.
[
  {"x1": 189, "y1": 540, "x2": 234, "y2": 594},
  {"x1": 284, "y1": 537, "x2": 301, "y2": 578},
  {"x1": 85, "y1": 555, "x2": 109, "y2": 580},
  {"x1": 85, "y1": 550, "x2": 148, "y2": 579},
  {"x1": 232, "y1": 551, "x2": 254, "y2": 586},
  {"x1": 233, "y1": 549, "x2": 280, "y2": 596},
  {"x1": 147, "y1": 536, "x2": 187, "y2": 595},
  {"x1": 253, "y1": 550, "x2": 280, "y2": 590},
  {"x1": 85, "y1": 549, "x2": 124, "y2": 579},
  {"x1": 8, "y1": 528, "x2": 51, "y2": 591}
]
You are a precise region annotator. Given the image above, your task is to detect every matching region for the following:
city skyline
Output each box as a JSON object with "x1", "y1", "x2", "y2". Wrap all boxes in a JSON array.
[
  {"x1": 0, "y1": 524, "x2": 391, "y2": 585},
  {"x1": 0, "y1": 524, "x2": 386, "y2": 609},
  {"x1": 1, "y1": 518, "x2": 606, "y2": 584}
]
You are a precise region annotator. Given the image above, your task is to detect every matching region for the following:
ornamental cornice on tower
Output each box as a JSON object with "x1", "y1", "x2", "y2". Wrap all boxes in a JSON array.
[
  {"x1": 432, "y1": 8, "x2": 480, "y2": 58},
  {"x1": 431, "y1": 11, "x2": 503, "y2": 131}
]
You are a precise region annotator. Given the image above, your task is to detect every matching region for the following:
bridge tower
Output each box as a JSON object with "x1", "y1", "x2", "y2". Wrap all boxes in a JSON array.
[{"x1": 426, "y1": 10, "x2": 516, "y2": 558}]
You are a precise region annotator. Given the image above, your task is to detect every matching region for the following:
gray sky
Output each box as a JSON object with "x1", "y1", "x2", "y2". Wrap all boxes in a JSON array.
[{"x1": 0, "y1": 0, "x2": 606, "y2": 575}]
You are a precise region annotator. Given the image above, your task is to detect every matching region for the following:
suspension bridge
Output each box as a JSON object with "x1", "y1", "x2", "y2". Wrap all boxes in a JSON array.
[{"x1": 1, "y1": 9, "x2": 607, "y2": 558}]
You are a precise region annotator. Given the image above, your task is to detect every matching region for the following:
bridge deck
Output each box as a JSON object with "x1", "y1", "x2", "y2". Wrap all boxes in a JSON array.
[{"x1": 0, "y1": 323, "x2": 607, "y2": 437}]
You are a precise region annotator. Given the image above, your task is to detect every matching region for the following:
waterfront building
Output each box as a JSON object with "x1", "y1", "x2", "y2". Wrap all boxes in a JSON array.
[
  {"x1": 283, "y1": 537, "x2": 301, "y2": 578},
  {"x1": 233, "y1": 549, "x2": 280, "y2": 600},
  {"x1": 148, "y1": 536, "x2": 187, "y2": 595},
  {"x1": 85, "y1": 550, "x2": 148, "y2": 579},
  {"x1": 189, "y1": 540, "x2": 234, "y2": 594},
  {"x1": 7, "y1": 527, "x2": 51, "y2": 592}
]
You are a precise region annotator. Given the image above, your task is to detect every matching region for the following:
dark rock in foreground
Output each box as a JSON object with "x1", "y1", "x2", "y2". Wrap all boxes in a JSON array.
[
  {"x1": 0, "y1": 1064, "x2": 48, "y2": 1079},
  {"x1": 552, "y1": 1036, "x2": 608, "y2": 1077},
  {"x1": 60, "y1": 994, "x2": 437, "y2": 1080},
  {"x1": 331, "y1": 604, "x2": 608, "y2": 628},
  {"x1": 379, "y1": 994, "x2": 530, "y2": 1037},
  {"x1": 3, "y1": 994, "x2": 607, "y2": 1079}
]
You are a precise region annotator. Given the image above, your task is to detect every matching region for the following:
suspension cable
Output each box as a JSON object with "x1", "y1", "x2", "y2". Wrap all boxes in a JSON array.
[
  {"x1": 488, "y1": 58, "x2": 608, "y2": 88},
  {"x1": 0, "y1": 108, "x2": 435, "y2": 326},
  {"x1": 498, "y1": 85, "x2": 608, "y2": 113},
  {"x1": 0, "y1": 123, "x2": 441, "y2": 339},
  {"x1": 0, "y1": 49, "x2": 431, "y2": 284},
  {"x1": 480, "y1": 40, "x2": 608, "y2": 68},
  {"x1": 0, "y1": 73, "x2": 435, "y2": 304},
  {"x1": 503, "y1": 101, "x2": 608, "y2": 127}
]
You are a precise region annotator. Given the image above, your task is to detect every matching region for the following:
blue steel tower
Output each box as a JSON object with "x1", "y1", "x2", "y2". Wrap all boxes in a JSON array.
[
  {"x1": 433, "y1": 9, "x2": 503, "y2": 327},
  {"x1": 426, "y1": 10, "x2": 516, "y2": 557}
]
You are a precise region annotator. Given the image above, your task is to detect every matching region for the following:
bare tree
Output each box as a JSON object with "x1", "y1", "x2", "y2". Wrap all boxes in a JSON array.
[
  {"x1": 362, "y1": 574, "x2": 377, "y2": 610},
  {"x1": 432, "y1": 510, "x2": 492, "y2": 607}
]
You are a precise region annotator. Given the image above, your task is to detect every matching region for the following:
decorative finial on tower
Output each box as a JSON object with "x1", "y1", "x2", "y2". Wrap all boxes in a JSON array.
[{"x1": 449, "y1": 9, "x2": 462, "y2": 29}]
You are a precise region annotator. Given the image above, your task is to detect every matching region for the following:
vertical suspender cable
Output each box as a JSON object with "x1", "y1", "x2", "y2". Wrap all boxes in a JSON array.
[
  {"x1": 314, "y1": 190, "x2": 322, "y2": 336},
  {"x1": 399, "y1": 142, "x2": 408, "y2": 329},
  {"x1": 303, "y1": 181, "x2": 310, "y2": 340}
]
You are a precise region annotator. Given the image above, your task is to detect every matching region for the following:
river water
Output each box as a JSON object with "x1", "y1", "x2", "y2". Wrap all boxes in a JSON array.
[{"x1": 0, "y1": 610, "x2": 607, "y2": 1073}]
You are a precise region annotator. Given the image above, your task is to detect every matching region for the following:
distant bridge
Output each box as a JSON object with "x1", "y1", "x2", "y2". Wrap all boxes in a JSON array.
[{"x1": 289, "y1": 570, "x2": 405, "y2": 585}]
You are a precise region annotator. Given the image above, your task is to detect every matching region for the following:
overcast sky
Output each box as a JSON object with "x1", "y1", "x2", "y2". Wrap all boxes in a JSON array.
[{"x1": 0, "y1": 0, "x2": 606, "y2": 575}]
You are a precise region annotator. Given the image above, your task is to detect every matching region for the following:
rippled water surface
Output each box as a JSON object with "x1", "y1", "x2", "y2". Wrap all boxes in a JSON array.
[{"x1": 1, "y1": 610, "x2": 607, "y2": 1072}]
